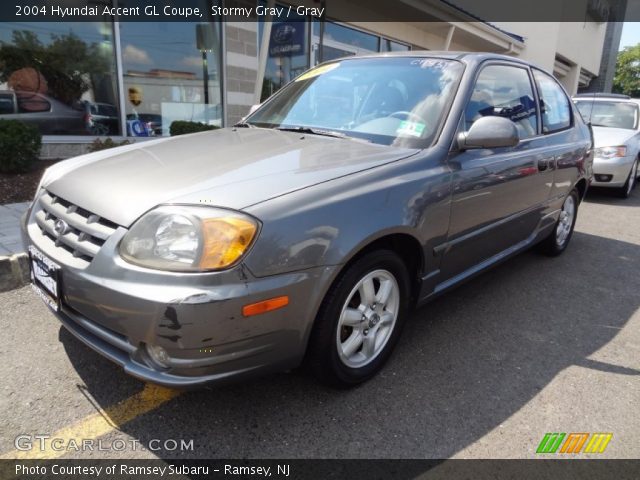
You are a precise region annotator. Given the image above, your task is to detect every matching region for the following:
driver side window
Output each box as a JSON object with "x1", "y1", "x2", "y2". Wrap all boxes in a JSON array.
[{"x1": 465, "y1": 64, "x2": 539, "y2": 139}]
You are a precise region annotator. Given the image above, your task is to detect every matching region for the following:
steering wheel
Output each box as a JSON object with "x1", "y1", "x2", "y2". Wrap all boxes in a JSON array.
[{"x1": 389, "y1": 111, "x2": 427, "y2": 124}]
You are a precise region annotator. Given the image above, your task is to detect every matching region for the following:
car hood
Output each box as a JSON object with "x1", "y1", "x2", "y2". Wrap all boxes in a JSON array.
[
  {"x1": 591, "y1": 126, "x2": 638, "y2": 148},
  {"x1": 44, "y1": 128, "x2": 418, "y2": 226}
]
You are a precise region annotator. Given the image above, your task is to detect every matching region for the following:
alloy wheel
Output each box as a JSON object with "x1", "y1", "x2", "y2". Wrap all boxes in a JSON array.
[
  {"x1": 336, "y1": 269, "x2": 400, "y2": 369},
  {"x1": 556, "y1": 194, "x2": 575, "y2": 247},
  {"x1": 627, "y1": 160, "x2": 638, "y2": 196}
]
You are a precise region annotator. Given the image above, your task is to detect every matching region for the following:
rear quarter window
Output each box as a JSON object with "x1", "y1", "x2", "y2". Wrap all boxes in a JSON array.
[{"x1": 533, "y1": 69, "x2": 571, "y2": 133}]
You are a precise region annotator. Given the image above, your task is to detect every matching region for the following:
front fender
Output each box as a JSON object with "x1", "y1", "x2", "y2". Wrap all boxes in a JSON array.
[{"x1": 243, "y1": 151, "x2": 452, "y2": 278}]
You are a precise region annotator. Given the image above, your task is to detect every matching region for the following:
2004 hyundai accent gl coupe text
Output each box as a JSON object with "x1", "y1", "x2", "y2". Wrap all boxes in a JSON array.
[{"x1": 22, "y1": 53, "x2": 593, "y2": 388}]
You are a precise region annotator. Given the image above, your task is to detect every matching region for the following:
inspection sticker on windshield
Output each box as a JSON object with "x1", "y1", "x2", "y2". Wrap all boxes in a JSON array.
[
  {"x1": 397, "y1": 120, "x2": 426, "y2": 137},
  {"x1": 295, "y1": 63, "x2": 340, "y2": 82}
]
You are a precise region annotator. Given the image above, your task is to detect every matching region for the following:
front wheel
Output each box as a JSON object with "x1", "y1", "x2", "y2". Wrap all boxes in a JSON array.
[
  {"x1": 538, "y1": 188, "x2": 579, "y2": 256},
  {"x1": 306, "y1": 250, "x2": 410, "y2": 387},
  {"x1": 618, "y1": 158, "x2": 638, "y2": 199}
]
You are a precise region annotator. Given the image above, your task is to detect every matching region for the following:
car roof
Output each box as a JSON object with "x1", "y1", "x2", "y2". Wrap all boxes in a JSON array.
[
  {"x1": 573, "y1": 94, "x2": 638, "y2": 104},
  {"x1": 336, "y1": 50, "x2": 538, "y2": 68}
]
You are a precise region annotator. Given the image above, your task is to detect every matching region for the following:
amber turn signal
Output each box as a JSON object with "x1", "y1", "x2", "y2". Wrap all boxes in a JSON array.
[
  {"x1": 199, "y1": 217, "x2": 257, "y2": 270},
  {"x1": 242, "y1": 296, "x2": 289, "y2": 317}
]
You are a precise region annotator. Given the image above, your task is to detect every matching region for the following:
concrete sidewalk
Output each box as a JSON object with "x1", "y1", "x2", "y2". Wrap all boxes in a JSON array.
[{"x1": 0, "y1": 202, "x2": 30, "y2": 291}]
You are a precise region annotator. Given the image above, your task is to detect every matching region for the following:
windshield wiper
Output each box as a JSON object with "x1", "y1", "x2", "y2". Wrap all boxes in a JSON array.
[
  {"x1": 233, "y1": 122, "x2": 256, "y2": 128},
  {"x1": 275, "y1": 126, "x2": 351, "y2": 139}
]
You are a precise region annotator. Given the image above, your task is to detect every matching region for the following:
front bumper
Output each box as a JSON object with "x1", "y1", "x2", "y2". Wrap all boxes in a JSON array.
[
  {"x1": 22, "y1": 206, "x2": 336, "y2": 389},
  {"x1": 591, "y1": 154, "x2": 636, "y2": 187}
]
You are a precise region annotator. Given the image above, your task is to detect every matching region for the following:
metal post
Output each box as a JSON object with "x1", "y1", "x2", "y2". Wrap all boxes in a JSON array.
[
  {"x1": 443, "y1": 25, "x2": 456, "y2": 51},
  {"x1": 254, "y1": 0, "x2": 275, "y2": 104},
  {"x1": 112, "y1": 15, "x2": 127, "y2": 138},
  {"x1": 202, "y1": 50, "x2": 209, "y2": 105}
]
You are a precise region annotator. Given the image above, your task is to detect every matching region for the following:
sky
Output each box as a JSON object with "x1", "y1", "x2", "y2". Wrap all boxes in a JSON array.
[{"x1": 620, "y1": 22, "x2": 640, "y2": 50}]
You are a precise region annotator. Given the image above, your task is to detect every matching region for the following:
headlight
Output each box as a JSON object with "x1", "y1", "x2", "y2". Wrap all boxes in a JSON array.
[
  {"x1": 594, "y1": 146, "x2": 627, "y2": 159},
  {"x1": 119, "y1": 206, "x2": 259, "y2": 272}
]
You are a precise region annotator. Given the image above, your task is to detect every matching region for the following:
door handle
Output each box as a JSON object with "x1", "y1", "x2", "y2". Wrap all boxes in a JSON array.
[{"x1": 538, "y1": 157, "x2": 555, "y2": 172}]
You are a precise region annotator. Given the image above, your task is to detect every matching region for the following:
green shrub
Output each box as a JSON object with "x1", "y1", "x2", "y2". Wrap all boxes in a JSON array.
[
  {"x1": 0, "y1": 120, "x2": 42, "y2": 173},
  {"x1": 87, "y1": 137, "x2": 131, "y2": 153},
  {"x1": 170, "y1": 120, "x2": 219, "y2": 136}
]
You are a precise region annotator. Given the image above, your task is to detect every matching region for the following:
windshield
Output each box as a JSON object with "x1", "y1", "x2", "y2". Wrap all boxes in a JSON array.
[
  {"x1": 575, "y1": 100, "x2": 639, "y2": 130},
  {"x1": 245, "y1": 57, "x2": 464, "y2": 147}
]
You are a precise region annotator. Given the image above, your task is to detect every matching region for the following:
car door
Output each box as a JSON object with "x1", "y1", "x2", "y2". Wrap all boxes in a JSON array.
[
  {"x1": 532, "y1": 69, "x2": 594, "y2": 201},
  {"x1": 437, "y1": 62, "x2": 555, "y2": 284}
]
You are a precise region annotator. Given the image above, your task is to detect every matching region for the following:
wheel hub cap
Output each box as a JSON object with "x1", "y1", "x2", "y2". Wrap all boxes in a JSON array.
[
  {"x1": 336, "y1": 269, "x2": 400, "y2": 368},
  {"x1": 556, "y1": 195, "x2": 575, "y2": 246}
]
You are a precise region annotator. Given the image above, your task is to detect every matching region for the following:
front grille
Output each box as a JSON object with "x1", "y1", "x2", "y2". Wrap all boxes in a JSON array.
[{"x1": 33, "y1": 191, "x2": 118, "y2": 266}]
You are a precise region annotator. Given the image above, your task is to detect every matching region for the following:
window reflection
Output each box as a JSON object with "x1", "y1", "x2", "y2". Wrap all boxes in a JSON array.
[
  {"x1": 0, "y1": 21, "x2": 120, "y2": 135},
  {"x1": 259, "y1": 7, "x2": 308, "y2": 102},
  {"x1": 465, "y1": 65, "x2": 538, "y2": 138},
  {"x1": 119, "y1": 16, "x2": 222, "y2": 136},
  {"x1": 381, "y1": 39, "x2": 411, "y2": 52},
  {"x1": 313, "y1": 22, "x2": 379, "y2": 63}
]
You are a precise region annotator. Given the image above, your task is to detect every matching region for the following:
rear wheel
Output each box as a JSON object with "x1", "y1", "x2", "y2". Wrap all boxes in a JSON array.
[
  {"x1": 538, "y1": 188, "x2": 579, "y2": 256},
  {"x1": 618, "y1": 158, "x2": 638, "y2": 199},
  {"x1": 306, "y1": 250, "x2": 410, "y2": 387}
]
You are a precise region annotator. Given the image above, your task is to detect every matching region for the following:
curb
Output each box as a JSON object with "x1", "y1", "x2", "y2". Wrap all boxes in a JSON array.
[{"x1": 0, "y1": 253, "x2": 30, "y2": 293}]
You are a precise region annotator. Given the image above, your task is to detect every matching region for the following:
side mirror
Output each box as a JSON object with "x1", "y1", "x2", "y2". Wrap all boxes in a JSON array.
[
  {"x1": 239, "y1": 104, "x2": 261, "y2": 123},
  {"x1": 248, "y1": 104, "x2": 261, "y2": 115},
  {"x1": 457, "y1": 116, "x2": 519, "y2": 150}
]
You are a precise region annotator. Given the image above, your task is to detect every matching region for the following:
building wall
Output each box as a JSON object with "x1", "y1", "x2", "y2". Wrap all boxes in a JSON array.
[
  {"x1": 225, "y1": 22, "x2": 259, "y2": 125},
  {"x1": 495, "y1": 20, "x2": 607, "y2": 93},
  {"x1": 581, "y1": 0, "x2": 628, "y2": 93}
]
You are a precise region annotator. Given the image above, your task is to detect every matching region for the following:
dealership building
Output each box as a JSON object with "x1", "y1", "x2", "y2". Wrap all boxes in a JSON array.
[{"x1": 0, "y1": 0, "x2": 626, "y2": 158}]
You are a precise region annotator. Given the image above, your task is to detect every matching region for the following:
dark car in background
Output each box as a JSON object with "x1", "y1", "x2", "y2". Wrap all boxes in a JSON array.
[
  {"x1": 0, "y1": 90, "x2": 86, "y2": 135},
  {"x1": 84, "y1": 102, "x2": 120, "y2": 136},
  {"x1": 127, "y1": 113, "x2": 162, "y2": 136},
  {"x1": 137, "y1": 113, "x2": 163, "y2": 136},
  {"x1": 0, "y1": 90, "x2": 120, "y2": 136},
  {"x1": 23, "y1": 53, "x2": 593, "y2": 389}
]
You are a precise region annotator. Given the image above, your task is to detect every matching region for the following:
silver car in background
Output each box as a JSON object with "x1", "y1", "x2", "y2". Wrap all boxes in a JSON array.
[
  {"x1": 22, "y1": 53, "x2": 593, "y2": 389},
  {"x1": 574, "y1": 93, "x2": 640, "y2": 198}
]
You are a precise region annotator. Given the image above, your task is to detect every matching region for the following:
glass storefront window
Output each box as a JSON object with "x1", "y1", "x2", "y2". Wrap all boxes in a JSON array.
[
  {"x1": 259, "y1": 6, "x2": 309, "y2": 102},
  {"x1": 0, "y1": 21, "x2": 120, "y2": 136},
  {"x1": 381, "y1": 39, "x2": 411, "y2": 52},
  {"x1": 313, "y1": 22, "x2": 379, "y2": 64},
  {"x1": 119, "y1": 6, "x2": 222, "y2": 137},
  {"x1": 258, "y1": 19, "x2": 412, "y2": 102},
  {"x1": 311, "y1": 22, "x2": 410, "y2": 66}
]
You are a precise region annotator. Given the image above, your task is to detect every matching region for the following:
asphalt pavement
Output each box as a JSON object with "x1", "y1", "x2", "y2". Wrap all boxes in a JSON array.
[{"x1": 1, "y1": 187, "x2": 638, "y2": 460}]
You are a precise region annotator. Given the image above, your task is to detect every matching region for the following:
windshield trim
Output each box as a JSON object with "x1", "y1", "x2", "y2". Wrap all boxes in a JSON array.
[{"x1": 244, "y1": 56, "x2": 466, "y2": 150}]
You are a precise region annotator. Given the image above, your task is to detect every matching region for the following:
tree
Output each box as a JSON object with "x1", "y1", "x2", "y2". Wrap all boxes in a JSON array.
[
  {"x1": 613, "y1": 44, "x2": 640, "y2": 98},
  {"x1": 0, "y1": 29, "x2": 111, "y2": 105}
]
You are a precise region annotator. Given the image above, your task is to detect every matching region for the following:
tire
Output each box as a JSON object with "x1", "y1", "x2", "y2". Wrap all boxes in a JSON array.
[
  {"x1": 538, "y1": 188, "x2": 579, "y2": 256},
  {"x1": 618, "y1": 158, "x2": 638, "y2": 199},
  {"x1": 306, "y1": 250, "x2": 410, "y2": 387}
]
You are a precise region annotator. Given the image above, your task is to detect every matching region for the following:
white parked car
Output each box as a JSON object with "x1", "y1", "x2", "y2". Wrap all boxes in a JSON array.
[{"x1": 574, "y1": 93, "x2": 640, "y2": 198}]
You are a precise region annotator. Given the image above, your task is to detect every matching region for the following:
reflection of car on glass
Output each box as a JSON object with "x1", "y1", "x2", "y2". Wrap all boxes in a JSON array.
[
  {"x1": 83, "y1": 102, "x2": 120, "y2": 136},
  {"x1": 23, "y1": 53, "x2": 592, "y2": 389},
  {"x1": 127, "y1": 113, "x2": 162, "y2": 136},
  {"x1": 574, "y1": 93, "x2": 640, "y2": 198},
  {"x1": 0, "y1": 90, "x2": 86, "y2": 135},
  {"x1": 134, "y1": 113, "x2": 163, "y2": 136}
]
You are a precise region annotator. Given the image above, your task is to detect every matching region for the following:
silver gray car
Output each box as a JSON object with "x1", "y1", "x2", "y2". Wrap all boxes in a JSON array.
[
  {"x1": 573, "y1": 94, "x2": 640, "y2": 198},
  {"x1": 22, "y1": 53, "x2": 593, "y2": 388}
]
